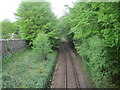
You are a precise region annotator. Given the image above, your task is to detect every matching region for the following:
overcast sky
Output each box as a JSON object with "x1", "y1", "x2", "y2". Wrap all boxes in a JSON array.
[
  {"x1": 0, "y1": 0, "x2": 76, "y2": 22},
  {"x1": 0, "y1": 0, "x2": 21, "y2": 22}
]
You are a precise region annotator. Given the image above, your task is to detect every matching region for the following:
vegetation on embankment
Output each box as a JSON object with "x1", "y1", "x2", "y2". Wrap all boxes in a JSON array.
[
  {"x1": 60, "y1": 2, "x2": 120, "y2": 88},
  {"x1": 2, "y1": 2, "x2": 59, "y2": 88},
  {"x1": 2, "y1": 1, "x2": 120, "y2": 88},
  {"x1": 2, "y1": 48, "x2": 57, "y2": 88}
]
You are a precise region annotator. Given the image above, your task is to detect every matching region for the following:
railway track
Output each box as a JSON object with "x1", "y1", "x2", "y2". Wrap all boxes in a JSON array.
[
  {"x1": 51, "y1": 42, "x2": 91, "y2": 88},
  {"x1": 62, "y1": 43, "x2": 67, "y2": 88},
  {"x1": 64, "y1": 43, "x2": 80, "y2": 88}
]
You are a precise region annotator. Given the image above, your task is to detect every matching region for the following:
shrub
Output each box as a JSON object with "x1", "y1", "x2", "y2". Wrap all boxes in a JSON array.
[
  {"x1": 33, "y1": 33, "x2": 52, "y2": 61},
  {"x1": 76, "y1": 36, "x2": 115, "y2": 87}
]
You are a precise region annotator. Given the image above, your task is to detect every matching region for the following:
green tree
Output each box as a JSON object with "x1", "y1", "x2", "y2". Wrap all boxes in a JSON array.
[
  {"x1": 15, "y1": 2, "x2": 58, "y2": 46},
  {"x1": 2, "y1": 19, "x2": 17, "y2": 39},
  {"x1": 61, "y1": 2, "x2": 120, "y2": 87}
]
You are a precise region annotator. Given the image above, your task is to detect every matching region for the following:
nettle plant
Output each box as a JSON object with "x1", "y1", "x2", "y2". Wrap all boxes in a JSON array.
[{"x1": 33, "y1": 33, "x2": 52, "y2": 61}]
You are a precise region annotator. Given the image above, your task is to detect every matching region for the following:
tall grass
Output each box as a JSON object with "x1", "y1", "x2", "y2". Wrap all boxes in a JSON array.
[{"x1": 2, "y1": 48, "x2": 57, "y2": 88}]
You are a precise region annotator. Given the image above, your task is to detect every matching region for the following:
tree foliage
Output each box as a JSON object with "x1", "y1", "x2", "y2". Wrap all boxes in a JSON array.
[
  {"x1": 15, "y1": 2, "x2": 59, "y2": 46},
  {"x1": 61, "y1": 2, "x2": 120, "y2": 88},
  {"x1": 2, "y1": 19, "x2": 17, "y2": 39}
]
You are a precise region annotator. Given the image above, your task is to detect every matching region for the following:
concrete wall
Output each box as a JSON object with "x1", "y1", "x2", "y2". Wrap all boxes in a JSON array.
[{"x1": 0, "y1": 39, "x2": 27, "y2": 58}]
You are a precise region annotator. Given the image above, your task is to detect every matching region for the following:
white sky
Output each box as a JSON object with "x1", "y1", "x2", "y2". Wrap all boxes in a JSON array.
[
  {"x1": 49, "y1": 0, "x2": 76, "y2": 17},
  {"x1": 0, "y1": 0, "x2": 76, "y2": 22},
  {"x1": 0, "y1": 0, "x2": 21, "y2": 22}
]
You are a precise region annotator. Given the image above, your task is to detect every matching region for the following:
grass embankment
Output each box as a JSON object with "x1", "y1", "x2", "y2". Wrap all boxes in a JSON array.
[{"x1": 2, "y1": 48, "x2": 57, "y2": 88}]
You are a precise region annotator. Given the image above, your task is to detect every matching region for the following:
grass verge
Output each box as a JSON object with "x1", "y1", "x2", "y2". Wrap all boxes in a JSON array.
[{"x1": 2, "y1": 48, "x2": 57, "y2": 88}]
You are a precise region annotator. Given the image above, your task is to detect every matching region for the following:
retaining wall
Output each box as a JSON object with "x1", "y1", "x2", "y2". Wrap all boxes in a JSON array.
[{"x1": 0, "y1": 39, "x2": 27, "y2": 58}]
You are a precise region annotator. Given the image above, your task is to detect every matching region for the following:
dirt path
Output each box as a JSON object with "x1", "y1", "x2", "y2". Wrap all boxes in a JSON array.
[{"x1": 51, "y1": 41, "x2": 92, "y2": 88}]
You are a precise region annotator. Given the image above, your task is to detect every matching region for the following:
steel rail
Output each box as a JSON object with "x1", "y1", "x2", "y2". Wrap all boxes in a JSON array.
[{"x1": 64, "y1": 42, "x2": 81, "y2": 88}]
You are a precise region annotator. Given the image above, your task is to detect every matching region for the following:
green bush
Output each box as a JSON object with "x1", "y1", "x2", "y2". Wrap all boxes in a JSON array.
[
  {"x1": 76, "y1": 36, "x2": 116, "y2": 87},
  {"x1": 33, "y1": 33, "x2": 52, "y2": 61}
]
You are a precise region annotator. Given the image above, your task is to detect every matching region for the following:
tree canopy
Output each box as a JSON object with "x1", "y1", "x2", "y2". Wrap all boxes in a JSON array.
[
  {"x1": 2, "y1": 19, "x2": 17, "y2": 39},
  {"x1": 60, "y1": 2, "x2": 120, "y2": 88},
  {"x1": 15, "y1": 2, "x2": 59, "y2": 46}
]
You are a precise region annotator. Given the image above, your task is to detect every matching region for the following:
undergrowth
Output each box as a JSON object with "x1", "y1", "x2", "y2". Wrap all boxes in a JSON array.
[
  {"x1": 75, "y1": 36, "x2": 119, "y2": 88},
  {"x1": 2, "y1": 48, "x2": 57, "y2": 88}
]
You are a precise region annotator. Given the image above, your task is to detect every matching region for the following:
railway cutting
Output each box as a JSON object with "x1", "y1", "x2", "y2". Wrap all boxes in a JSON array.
[{"x1": 51, "y1": 39, "x2": 91, "y2": 88}]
